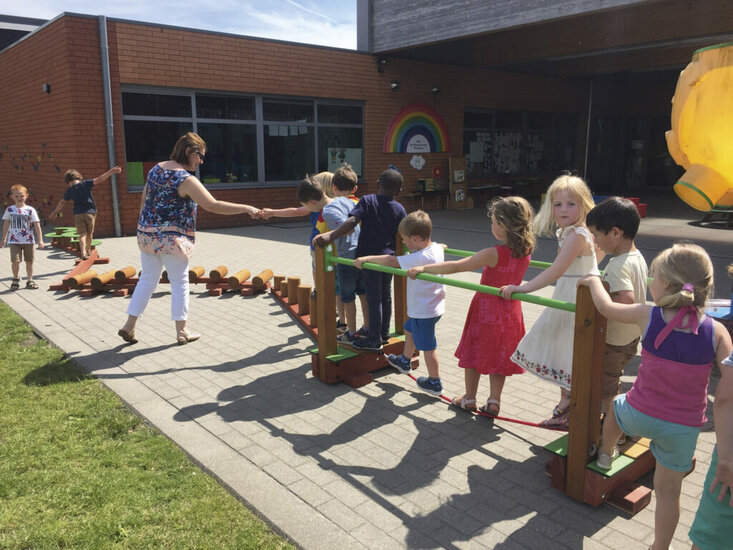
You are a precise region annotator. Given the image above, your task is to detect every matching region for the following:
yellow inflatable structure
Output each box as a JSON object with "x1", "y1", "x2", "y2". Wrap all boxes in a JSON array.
[{"x1": 666, "y1": 42, "x2": 733, "y2": 211}]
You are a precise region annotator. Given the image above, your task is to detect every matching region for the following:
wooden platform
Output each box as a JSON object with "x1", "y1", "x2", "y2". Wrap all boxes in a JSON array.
[
  {"x1": 544, "y1": 434, "x2": 658, "y2": 515},
  {"x1": 270, "y1": 286, "x2": 413, "y2": 388}
]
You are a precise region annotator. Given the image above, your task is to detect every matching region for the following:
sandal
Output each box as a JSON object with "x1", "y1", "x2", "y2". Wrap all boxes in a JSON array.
[
  {"x1": 539, "y1": 408, "x2": 570, "y2": 430},
  {"x1": 117, "y1": 328, "x2": 138, "y2": 344},
  {"x1": 451, "y1": 396, "x2": 477, "y2": 412},
  {"x1": 479, "y1": 398, "x2": 500, "y2": 416},
  {"x1": 25, "y1": 280, "x2": 38, "y2": 289},
  {"x1": 177, "y1": 331, "x2": 201, "y2": 345},
  {"x1": 10, "y1": 278, "x2": 20, "y2": 290}
]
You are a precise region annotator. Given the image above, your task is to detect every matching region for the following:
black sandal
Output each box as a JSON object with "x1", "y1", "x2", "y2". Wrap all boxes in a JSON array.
[
  {"x1": 10, "y1": 279, "x2": 20, "y2": 290},
  {"x1": 25, "y1": 280, "x2": 39, "y2": 289}
]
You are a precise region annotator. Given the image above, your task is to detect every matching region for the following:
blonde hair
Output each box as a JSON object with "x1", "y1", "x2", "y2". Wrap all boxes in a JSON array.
[
  {"x1": 399, "y1": 210, "x2": 432, "y2": 239},
  {"x1": 532, "y1": 174, "x2": 595, "y2": 236},
  {"x1": 488, "y1": 196, "x2": 535, "y2": 258},
  {"x1": 10, "y1": 184, "x2": 28, "y2": 195},
  {"x1": 313, "y1": 171, "x2": 334, "y2": 198},
  {"x1": 650, "y1": 243, "x2": 714, "y2": 311}
]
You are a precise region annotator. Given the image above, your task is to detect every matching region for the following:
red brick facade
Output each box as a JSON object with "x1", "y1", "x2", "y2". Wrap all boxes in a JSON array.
[{"x1": 1, "y1": 15, "x2": 586, "y2": 236}]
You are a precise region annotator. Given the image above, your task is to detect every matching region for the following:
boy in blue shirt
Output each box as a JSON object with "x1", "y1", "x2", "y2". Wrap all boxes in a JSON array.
[
  {"x1": 314, "y1": 169, "x2": 406, "y2": 351},
  {"x1": 50, "y1": 165, "x2": 121, "y2": 259},
  {"x1": 322, "y1": 164, "x2": 369, "y2": 345}
]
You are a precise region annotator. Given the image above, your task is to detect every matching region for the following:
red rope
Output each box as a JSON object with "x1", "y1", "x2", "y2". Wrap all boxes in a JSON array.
[{"x1": 406, "y1": 373, "x2": 568, "y2": 432}]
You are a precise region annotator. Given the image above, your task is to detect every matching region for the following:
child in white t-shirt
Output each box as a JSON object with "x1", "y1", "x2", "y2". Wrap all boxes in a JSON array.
[
  {"x1": 354, "y1": 210, "x2": 446, "y2": 396},
  {"x1": 1, "y1": 184, "x2": 44, "y2": 290}
]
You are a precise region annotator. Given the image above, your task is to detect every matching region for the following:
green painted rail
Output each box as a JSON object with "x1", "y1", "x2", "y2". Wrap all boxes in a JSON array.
[{"x1": 325, "y1": 246, "x2": 576, "y2": 313}]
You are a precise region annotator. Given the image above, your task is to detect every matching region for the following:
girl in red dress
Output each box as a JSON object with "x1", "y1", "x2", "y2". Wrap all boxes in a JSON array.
[{"x1": 407, "y1": 196, "x2": 535, "y2": 414}]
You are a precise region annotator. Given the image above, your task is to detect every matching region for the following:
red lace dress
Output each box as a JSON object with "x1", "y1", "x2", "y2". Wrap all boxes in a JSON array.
[{"x1": 454, "y1": 245, "x2": 530, "y2": 375}]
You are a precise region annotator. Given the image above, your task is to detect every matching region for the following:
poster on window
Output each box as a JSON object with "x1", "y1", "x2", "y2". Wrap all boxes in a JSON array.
[{"x1": 328, "y1": 148, "x2": 362, "y2": 174}]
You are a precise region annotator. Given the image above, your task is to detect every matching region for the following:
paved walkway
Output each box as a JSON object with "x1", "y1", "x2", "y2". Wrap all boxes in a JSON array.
[{"x1": 1, "y1": 202, "x2": 730, "y2": 549}]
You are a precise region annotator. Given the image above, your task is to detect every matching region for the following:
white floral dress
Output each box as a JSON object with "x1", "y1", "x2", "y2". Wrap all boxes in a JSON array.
[{"x1": 510, "y1": 225, "x2": 599, "y2": 390}]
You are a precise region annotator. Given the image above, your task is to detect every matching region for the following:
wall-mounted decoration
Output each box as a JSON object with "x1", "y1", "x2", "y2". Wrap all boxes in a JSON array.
[
  {"x1": 383, "y1": 104, "x2": 450, "y2": 153},
  {"x1": 410, "y1": 155, "x2": 425, "y2": 170}
]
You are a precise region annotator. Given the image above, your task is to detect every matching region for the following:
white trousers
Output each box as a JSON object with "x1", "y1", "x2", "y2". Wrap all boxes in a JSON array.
[{"x1": 126, "y1": 251, "x2": 189, "y2": 321}]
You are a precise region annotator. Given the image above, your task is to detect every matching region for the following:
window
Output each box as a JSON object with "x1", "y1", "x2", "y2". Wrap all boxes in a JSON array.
[
  {"x1": 463, "y1": 109, "x2": 578, "y2": 176},
  {"x1": 122, "y1": 90, "x2": 363, "y2": 188}
]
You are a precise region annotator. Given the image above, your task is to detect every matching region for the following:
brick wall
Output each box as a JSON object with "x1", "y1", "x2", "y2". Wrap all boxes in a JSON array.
[{"x1": 1, "y1": 15, "x2": 586, "y2": 236}]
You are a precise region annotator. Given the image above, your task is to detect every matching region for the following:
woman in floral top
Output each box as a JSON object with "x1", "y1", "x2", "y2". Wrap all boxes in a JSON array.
[{"x1": 118, "y1": 132, "x2": 260, "y2": 345}]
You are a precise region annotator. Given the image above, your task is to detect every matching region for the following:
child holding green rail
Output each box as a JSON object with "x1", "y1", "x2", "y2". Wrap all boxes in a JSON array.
[{"x1": 407, "y1": 196, "x2": 535, "y2": 414}]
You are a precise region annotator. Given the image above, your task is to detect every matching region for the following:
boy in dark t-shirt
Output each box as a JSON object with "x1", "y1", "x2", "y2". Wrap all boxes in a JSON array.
[
  {"x1": 314, "y1": 169, "x2": 406, "y2": 351},
  {"x1": 50, "y1": 166, "x2": 121, "y2": 259}
]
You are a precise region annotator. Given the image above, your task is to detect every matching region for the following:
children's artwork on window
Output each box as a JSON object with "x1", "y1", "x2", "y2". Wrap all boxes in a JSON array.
[{"x1": 327, "y1": 148, "x2": 362, "y2": 174}]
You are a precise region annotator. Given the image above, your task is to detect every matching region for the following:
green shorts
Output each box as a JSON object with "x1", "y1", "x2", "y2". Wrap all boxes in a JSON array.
[{"x1": 689, "y1": 447, "x2": 733, "y2": 550}]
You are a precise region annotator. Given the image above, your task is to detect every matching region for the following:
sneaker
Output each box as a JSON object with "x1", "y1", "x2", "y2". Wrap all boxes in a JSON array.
[
  {"x1": 386, "y1": 354, "x2": 412, "y2": 374},
  {"x1": 336, "y1": 319, "x2": 348, "y2": 332},
  {"x1": 350, "y1": 338, "x2": 382, "y2": 352},
  {"x1": 617, "y1": 433, "x2": 627, "y2": 446},
  {"x1": 381, "y1": 334, "x2": 391, "y2": 345},
  {"x1": 353, "y1": 326, "x2": 368, "y2": 339},
  {"x1": 596, "y1": 446, "x2": 620, "y2": 470},
  {"x1": 336, "y1": 332, "x2": 357, "y2": 346},
  {"x1": 416, "y1": 376, "x2": 443, "y2": 396}
]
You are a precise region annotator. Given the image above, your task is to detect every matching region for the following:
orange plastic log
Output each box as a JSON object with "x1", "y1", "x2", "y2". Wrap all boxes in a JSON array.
[
  {"x1": 68, "y1": 270, "x2": 98, "y2": 289},
  {"x1": 287, "y1": 276, "x2": 301, "y2": 305},
  {"x1": 309, "y1": 293, "x2": 317, "y2": 328},
  {"x1": 227, "y1": 269, "x2": 251, "y2": 289},
  {"x1": 188, "y1": 265, "x2": 205, "y2": 282},
  {"x1": 114, "y1": 266, "x2": 136, "y2": 282},
  {"x1": 252, "y1": 269, "x2": 274, "y2": 291},
  {"x1": 91, "y1": 270, "x2": 116, "y2": 288},
  {"x1": 209, "y1": 265, "x2": 228, "y2": 282}
]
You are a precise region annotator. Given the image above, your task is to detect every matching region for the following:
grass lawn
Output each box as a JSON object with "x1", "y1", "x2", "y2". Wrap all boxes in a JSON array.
[{"x1": 0, "y1": 301, "x2": 293, "y2": 549}]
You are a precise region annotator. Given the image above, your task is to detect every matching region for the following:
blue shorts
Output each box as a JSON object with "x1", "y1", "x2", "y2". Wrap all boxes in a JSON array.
[
  {"x1": 613, "y1": 394, "x2": 700, "y2": 472},
  {"x1": 404, "y1": 316, "x2": 440, "y2": 351},
  {"x1": 689, "y1": 446, "x2": 733, "y2": 550},
  {"x1": 337, "y1": 264, "x2": 364, "y2": 303}
]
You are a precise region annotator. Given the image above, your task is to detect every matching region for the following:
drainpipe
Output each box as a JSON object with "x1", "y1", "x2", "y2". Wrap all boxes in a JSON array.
[
  {"x1": 583, "y1": 78, "x2": 593, "y2": 178},
  {"x1": 98, "y1": 15, "x2": 122, "y2": 237}
]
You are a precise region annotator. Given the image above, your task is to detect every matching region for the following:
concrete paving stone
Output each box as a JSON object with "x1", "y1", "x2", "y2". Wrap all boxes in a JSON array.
[
  {"x1": 315, "y1": 498, "x2": 368, "y2": 532},
  {"x1": 240, "y1": 444, "x2": 279, "y2": 468},
  {"x1": 287, "y1": 477, "x2": 333, "y2": 508},
  {"x1": 262, "y1": 460, "x2": 303, "y2": 486},
  {"x1": 321, "y1": 477, "x2": 371, "y2": 508},
  {"x1": 349, "y1": 522, "x2": 406, "y2": 550},
  {"x1": 352, "y1": 498, "x2": 407, "y2": 534}
]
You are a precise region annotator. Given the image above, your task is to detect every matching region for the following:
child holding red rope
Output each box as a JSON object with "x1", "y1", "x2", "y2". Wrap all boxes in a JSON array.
[
  {"x1": 407, "y1": 196, "x2": 535, "y2": 415},
  {"x1": 579, "y1": 244, "x2": 732, "y2": 550}
]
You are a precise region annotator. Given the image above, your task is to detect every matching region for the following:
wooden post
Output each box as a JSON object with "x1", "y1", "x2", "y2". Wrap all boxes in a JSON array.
[
  {"x1": 91, "y1": 270, "x2": 116, "y2": 288},
  {"x1": 287, "y1": 277, "x2": 301, "y2": 305},
  {"x1": 393, "y1": 233, "x2": 408, "y2": 334},
  {"x1": 68, "y1": 270, "x2": 98, "y2": 289},
  {"x1": 315, "y1": 245, "x2": 337, "y2": 380},
  {"x1": 309, "y1": 293, "x2": 318, "y2": 328},
  {"x1": 273, "y1": 275, "x2": 286, "y2": 294},
  {"x1": 565, "y1": 285, "x2": 607, "y2": 501},
  {"x1": 297, "y1": 285, "x2": 311, "y2": 315}
]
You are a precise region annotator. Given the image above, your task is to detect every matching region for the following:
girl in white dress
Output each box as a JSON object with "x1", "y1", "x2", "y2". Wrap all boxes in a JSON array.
[{"x1": 500, "y1": 174, "x2": 598, "y2": 428}]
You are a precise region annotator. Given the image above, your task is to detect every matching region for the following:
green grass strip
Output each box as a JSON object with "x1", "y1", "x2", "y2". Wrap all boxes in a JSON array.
[{"x1": 0, "y1": 302, "x2": 292, "y2": 550}]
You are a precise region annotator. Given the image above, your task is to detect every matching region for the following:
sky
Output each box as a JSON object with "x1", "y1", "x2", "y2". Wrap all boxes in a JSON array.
[{"x1": 3, "y1": 0, "x2": 357, "y2": 49}]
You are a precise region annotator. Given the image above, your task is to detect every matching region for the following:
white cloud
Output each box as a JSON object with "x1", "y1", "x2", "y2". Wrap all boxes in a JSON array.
[{"x1": 2, "y1": 0, "x2": 357, "y2": 49}]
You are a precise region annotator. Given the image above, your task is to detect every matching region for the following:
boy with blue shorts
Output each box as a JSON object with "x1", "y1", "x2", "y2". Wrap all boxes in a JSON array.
[
  {"x1": 354, "y1": 210, "x2": 446, "y2": 396},
  {"x1": 322, "y1": 164, "x2": 369, "y2": 344},
  {"x1": 689, "y1": 349, "x2": 733, "y2": 550}
]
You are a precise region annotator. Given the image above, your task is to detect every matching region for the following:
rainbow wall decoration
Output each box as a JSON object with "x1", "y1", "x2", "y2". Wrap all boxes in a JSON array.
[{"x1": 383, "y1": 104, "x2": 450, "y2": 153}]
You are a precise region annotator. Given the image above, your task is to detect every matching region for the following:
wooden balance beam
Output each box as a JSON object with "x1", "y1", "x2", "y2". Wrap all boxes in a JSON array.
[{"x1": 271, "y1": 238, "x2": 413, "y2": 388}]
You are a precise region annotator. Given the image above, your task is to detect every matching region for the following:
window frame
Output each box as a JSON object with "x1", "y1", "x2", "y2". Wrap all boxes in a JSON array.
[{"x1": 120, "y1": 86, "x2": 364, "y2": 191}]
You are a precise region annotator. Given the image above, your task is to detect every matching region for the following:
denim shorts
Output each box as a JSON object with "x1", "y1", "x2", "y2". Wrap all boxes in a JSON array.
[
  {"x1": 613, "y1": 393, "x2": 700, "y2": 472},
  {"x1": 337, "y1": 264, "x2": 364, "y2": 303},
  {"x1": 404, "y1": 316, "x2": 441, "y2": 351}
]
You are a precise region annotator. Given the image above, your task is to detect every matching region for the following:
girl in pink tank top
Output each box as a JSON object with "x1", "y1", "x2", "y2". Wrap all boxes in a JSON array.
[{"x1": 580, "y1": 243, "x2": 732, "y2": 550}]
